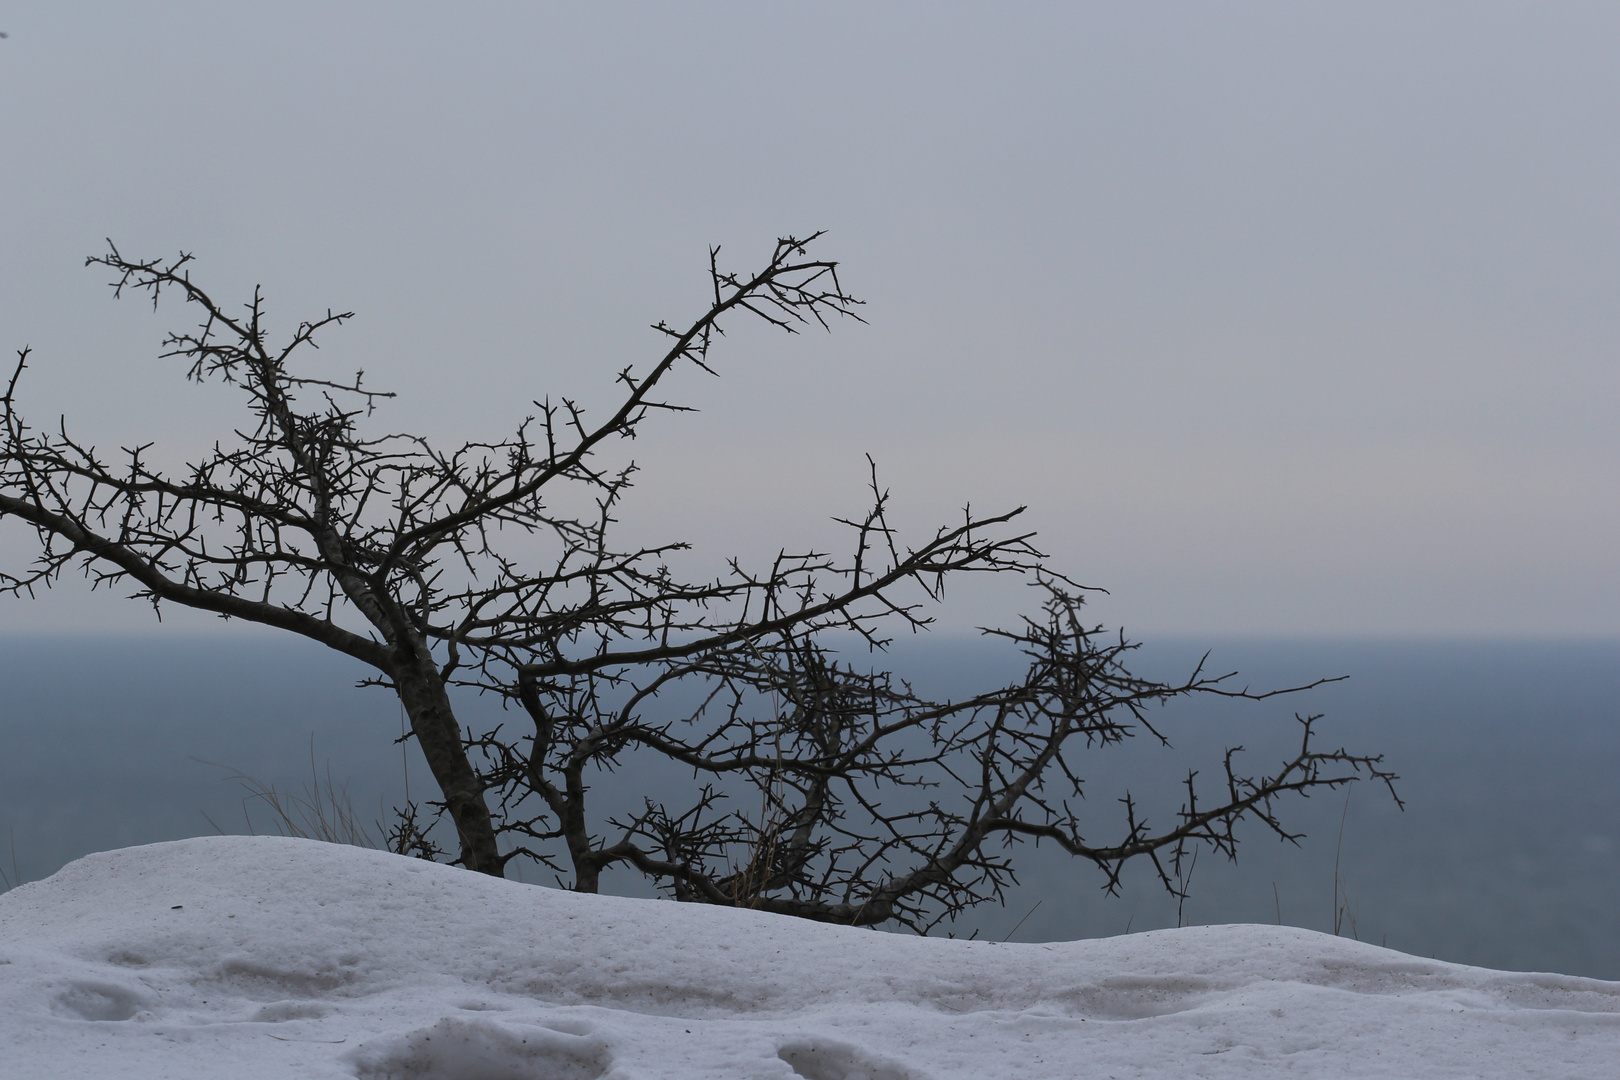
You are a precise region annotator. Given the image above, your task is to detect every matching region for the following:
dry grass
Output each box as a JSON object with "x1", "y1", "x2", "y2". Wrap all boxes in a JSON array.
[
  {"x1": 198, "y1": 741, "x2": 377, "y2": 847},
  {"x1": 0, "y1": 830, "x2": 20, "y2": 893},
  {"x1": 197, "y1": 740, "x2": 442, "y2": 861}
]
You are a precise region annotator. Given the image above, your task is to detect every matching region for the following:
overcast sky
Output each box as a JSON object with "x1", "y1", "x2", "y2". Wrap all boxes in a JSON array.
[{"x1": 2, "y1": 3, "x2": 1617, "y2": 638}]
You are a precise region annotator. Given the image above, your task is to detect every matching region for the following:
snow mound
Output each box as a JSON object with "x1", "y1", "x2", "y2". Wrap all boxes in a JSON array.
[{"x1": 1, "y1": 836, "x2": 1616, "y2": 1078}]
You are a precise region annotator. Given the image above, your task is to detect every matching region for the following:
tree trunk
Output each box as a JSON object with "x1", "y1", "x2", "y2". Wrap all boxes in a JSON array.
[{"x1": 392, "y1": 656, "x2": 503, "y2": 876}]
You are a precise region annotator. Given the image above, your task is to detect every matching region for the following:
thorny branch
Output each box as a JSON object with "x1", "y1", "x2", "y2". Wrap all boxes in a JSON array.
[{"x1": 0, "y1": 234, "x2": 1397, "y2": 929}]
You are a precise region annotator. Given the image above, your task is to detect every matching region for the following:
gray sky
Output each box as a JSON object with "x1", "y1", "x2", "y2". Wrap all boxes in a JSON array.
[{"x1": 1, "y1": 3, "x2": 1616, "y2": 637}]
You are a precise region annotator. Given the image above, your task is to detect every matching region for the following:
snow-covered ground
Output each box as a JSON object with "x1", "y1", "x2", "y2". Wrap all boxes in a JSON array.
[{"x1": 2, "y1": 837, "x2": 1616, "y2": 1079}]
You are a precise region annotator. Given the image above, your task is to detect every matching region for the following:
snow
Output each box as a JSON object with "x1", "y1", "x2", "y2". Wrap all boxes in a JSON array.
[{"x1": 2, "y1": 837, "x2": 1616, "y2": 1079}]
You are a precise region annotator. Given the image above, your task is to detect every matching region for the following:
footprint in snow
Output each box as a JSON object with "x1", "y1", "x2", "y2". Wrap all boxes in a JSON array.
[
  {"x1": 349, "y1": 1015, "x2": 611, "y2": 1080},
  {"x1": 778, "y1": 1038, "x2": 922, "y2": 1080},
  {"x1": 51, "y1": 980, "x2": 146, "y2": 1022}
]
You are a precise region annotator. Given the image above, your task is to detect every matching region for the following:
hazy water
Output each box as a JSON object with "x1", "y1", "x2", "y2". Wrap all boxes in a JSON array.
[{"x1": 1, "y1": 633, "x2": 1616, "y2": 978}]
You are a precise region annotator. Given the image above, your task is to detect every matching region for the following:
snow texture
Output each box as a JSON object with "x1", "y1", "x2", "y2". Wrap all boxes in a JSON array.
[{"x1": 1, "y1": 836, "x2": 1616, "y2": 1078}]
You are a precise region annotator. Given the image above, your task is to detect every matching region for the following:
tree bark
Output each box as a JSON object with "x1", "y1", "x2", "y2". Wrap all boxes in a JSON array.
[{"x1": 391, "y1": 654, "x2": 503, "y2": 876}]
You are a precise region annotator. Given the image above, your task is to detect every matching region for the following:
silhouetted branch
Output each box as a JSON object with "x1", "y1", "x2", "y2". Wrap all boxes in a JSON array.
[{"x1": 1, "y1": 234, "x2": 1396, "y2": 929}]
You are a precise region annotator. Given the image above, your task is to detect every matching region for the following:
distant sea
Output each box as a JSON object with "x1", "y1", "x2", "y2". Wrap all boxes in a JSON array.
[{"x1": 2, "y1": 633, "x2": 1616, "y2": 979}]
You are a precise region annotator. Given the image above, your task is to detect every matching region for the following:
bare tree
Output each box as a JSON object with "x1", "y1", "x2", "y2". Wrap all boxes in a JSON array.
[{"x1": 0, "y1": 234, "x2": 1396, "y2": 930}]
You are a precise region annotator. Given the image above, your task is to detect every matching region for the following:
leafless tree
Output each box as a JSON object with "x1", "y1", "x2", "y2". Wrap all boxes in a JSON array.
[{"x1": 0, "y1": 234, "x2": 1396, "y2": 930}]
